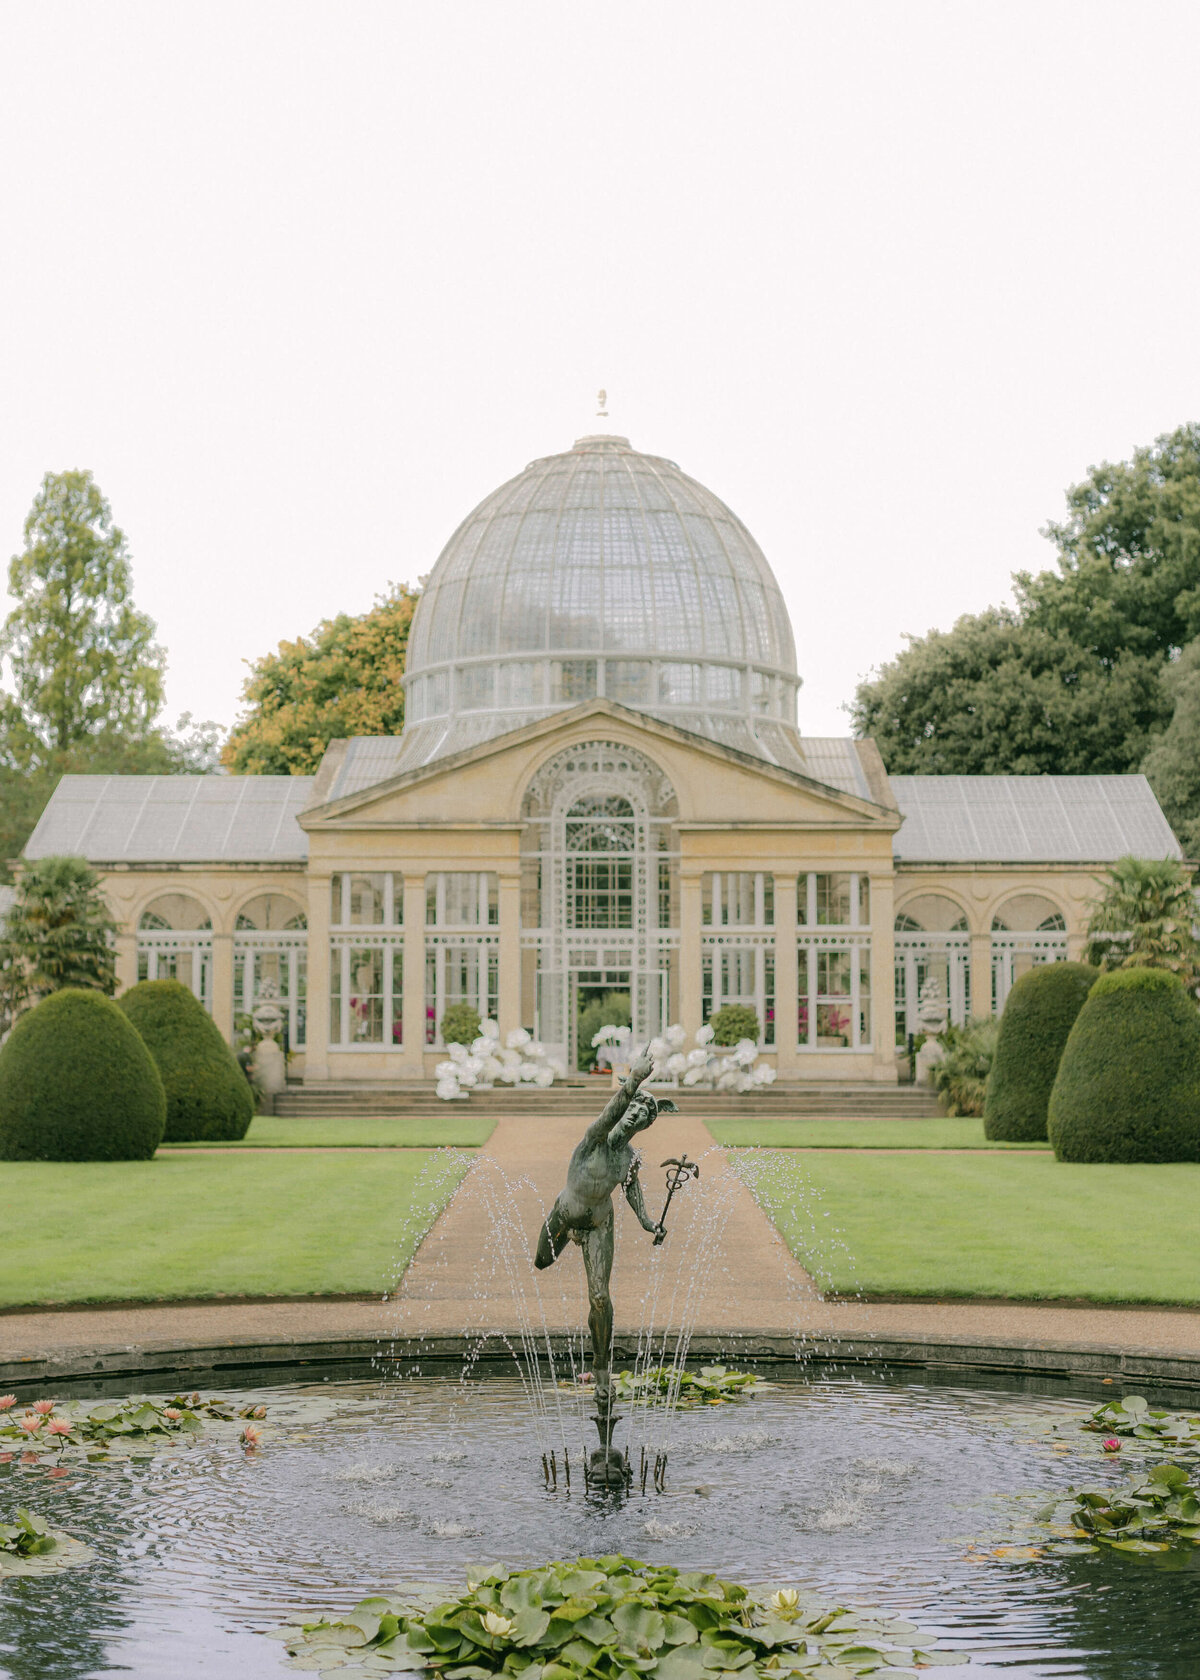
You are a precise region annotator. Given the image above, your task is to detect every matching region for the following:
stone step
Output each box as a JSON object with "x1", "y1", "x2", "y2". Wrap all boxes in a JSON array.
[{"x1": 273, "y1": 1083, "x2": 943, "y2": 1119}]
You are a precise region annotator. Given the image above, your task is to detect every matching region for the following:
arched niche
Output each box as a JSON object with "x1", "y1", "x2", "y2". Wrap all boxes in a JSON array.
[
  {"x1": 138, "y1": 893, "x2": 213, "y2": 932},
  {"x1": 235, "y1": 893, "x2": 307, "y2": 931},
  {"x1": 894, "y1": 893, "x2": 968, "y2": 933},
  {"x1": 991, "y1": 893, "x2": 1067, "y2": 933}
]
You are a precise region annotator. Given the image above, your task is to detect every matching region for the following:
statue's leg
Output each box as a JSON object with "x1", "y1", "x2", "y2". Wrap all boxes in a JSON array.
[
  {"x1": 581, "y1": 1205, "x2": 616, "y2": 1404},
  {"x1": 535, "y1": 1199, "x2": 570, "y2": 1270}
]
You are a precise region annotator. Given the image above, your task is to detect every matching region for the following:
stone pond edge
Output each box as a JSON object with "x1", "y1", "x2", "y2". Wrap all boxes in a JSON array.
[{"x1": 4, "y1": 1331, "x2": 1200, "y2": 1390}]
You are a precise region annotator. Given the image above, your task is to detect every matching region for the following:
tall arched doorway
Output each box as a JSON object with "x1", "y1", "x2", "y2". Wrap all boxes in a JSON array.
[{"x1": 521, "y1": 742, "x2": 678, "y2": 1069}]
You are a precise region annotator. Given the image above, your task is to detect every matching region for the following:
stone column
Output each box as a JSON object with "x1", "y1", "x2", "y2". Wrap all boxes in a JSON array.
[
  {"x1": 303, "y1": 875, "x2": 331, "y2": 1081},
  {"x1": 211, "y1": 932, "x2": 235, "y2": 1044},
  {"x1": 773, "y1": 872, "x2": 799, "y2": 1076},
  {"x1": 114, "y1": 932, "x2": 138, "y2": 997},
  {"x1": 498, "y1": 873, "x2": 522, "y2": 1038},
  {"x1": 678, "y1": 871, "x2": 703, "y2": 1037},
  {"x1": 401, "y1": 875, "x2": 428, "y2": 1077},
  {"x1": 970, "y1": 931, "x2": 992, "y2": 1019},
  {"x1": 868, "y1": 873, "x2": 896, "y2": 1082}
]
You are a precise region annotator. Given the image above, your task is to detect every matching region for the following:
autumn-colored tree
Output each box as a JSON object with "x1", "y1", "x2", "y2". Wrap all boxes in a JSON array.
[{"x1": 223, "y1": 583, "x2": 420, "y2": 774}]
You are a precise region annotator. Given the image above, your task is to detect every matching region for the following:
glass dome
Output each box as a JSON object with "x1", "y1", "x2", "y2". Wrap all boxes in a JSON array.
[{"x1": 397, "y1": 434, "x2": 805, "y2": 771}]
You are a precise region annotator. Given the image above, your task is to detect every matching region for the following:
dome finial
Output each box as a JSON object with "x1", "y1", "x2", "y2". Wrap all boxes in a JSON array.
[{"x1": 596, "y1": 387, "x2": 608, "y2": 418}]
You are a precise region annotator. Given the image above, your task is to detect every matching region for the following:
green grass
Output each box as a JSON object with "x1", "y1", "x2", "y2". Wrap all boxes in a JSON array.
[
  {"x1": 160, "y1": 1114, "x2": 497, "y2": 1149},
  {"x1": 707, "y1": 1118, "x2": 1050, "y2": 1150},
  {"x1": 0, "y1": 1150, "x2": 471, "y2": 1306},
  {"x1": 736, "y1": 1150, "x2": 1200, "y2": 1303}
]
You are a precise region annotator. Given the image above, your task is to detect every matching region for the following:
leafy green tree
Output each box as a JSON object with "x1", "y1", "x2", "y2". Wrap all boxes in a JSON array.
[
  {"x1": 0, "y1": 855, "x2": 117, "y2": 1011},
  {"x1": 224, "y1": 583, "x2": 420, "y2": 774},
  {"x1": 853, "y1": 424, "x2": 1200, "y2": 779},
  {"x1": 1, "y1": 470, "x2": 165, "y2": 758},
  {"x1": 1141, "y1": 638, "x2": 1200, "y2": 854},
  {"x1": 1084, "y1": 855, "x2": 1200, "y2": 990}
]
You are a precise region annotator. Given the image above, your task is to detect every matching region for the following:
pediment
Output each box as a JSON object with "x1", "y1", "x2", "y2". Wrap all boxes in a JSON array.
[{"x1": 299, "y1": 701, "x2": 900, "y2": 832}]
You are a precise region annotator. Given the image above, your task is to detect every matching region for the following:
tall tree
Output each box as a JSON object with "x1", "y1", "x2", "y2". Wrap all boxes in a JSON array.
[
  {"x1": 0, "y1": 854, "x2": 118, "y2": 1015},
  {"x1": 1, "y1": 470, "x2": 166, "y2": 759},
  {"x1": 1140, "y1": 638, "x2": 1200, "y2": 856},
  {"x1": 224, "y1": 583, "x2": 420, "y2": 774},
  {"x1": 1085, "y1": 855, "x2": 1200, "y2": 991},
  {"x1": 852, "y1": 424, "x2": 1200, "y2": 780}
]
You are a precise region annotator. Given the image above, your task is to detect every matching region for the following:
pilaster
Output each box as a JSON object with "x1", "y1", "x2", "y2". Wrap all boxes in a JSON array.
[
  {"x1": 970, "y1": 931, "x2": 992, "y2": 1019},
  {"x1": 868, "y1": 873, "x2": 896, "y2": 1082},
  {"x1": 401, "y1": 875, "x2": 428, "y2": 1076},
  {"x1": 211, "y1": 932, "x2": 235, "y2": 1044},
  {"x1": 498, "y1": 873, "x2": 522, "y2": 1038},
  {"x1": 678, "y1": 872, "x2": 703, "y2": 1037},
  {"x1": 303, "y1": 875, "x2": 331, "y2": 1081}
]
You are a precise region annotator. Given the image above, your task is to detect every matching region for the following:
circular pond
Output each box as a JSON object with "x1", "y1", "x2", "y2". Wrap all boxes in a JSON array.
[{"x1": 1, "y1": 1362, "x2": 1197, "y2": 1678}]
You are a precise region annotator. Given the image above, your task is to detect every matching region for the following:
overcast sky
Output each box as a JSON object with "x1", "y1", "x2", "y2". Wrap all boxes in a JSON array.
[{"x1": 2, "y1": 1, "x2": 1198, "y2": 744}]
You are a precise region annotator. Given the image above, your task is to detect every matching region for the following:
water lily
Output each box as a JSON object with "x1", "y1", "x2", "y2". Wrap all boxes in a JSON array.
[
  {"x1": 482, "y1": 1611, "x2": 514, "y2": 1638},
  {"x1": 163, "y1": 1408, "x2": 182, "y2": 1421},
  {"x1": 1102, "y1": 1437, "x2": 1121, "y2": 1453},
  {"x1": 0, "y1": 1397, "x2": 16, "y2": 1411},
  {"x1": 31, "y1": 1400, "x2": 56, "y2": 1416},
  {"x1": 240, "y1": 1424, "x2": 262, "y2": 1447},
  {"x1": 769, "y1": 1589, "x2": 800, "y2": 1617},
  {"x1": 18, "y1": 1415, "x2": 43, "y2": 1434},
  {"x1": 46, "y1": 1420, "x2": 72, "y2": 1439}
]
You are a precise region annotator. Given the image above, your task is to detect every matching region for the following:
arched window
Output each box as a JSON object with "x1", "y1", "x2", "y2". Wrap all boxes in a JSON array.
[{"x1": 565, "y1": 795, "x2": 636, "y2": 929}]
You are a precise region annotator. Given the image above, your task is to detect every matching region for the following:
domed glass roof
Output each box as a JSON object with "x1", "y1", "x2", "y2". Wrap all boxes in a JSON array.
[{"x1": 398, "y1": 434, "x2": 805, "y2": 772}]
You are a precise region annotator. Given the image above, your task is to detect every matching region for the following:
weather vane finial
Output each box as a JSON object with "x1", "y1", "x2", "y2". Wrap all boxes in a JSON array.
[{"x1": 596, "y1": 388, "x2": 608, "y2": 418}]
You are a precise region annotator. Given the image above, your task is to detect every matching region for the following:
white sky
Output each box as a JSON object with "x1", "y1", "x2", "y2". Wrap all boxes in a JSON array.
[{"x1": 2, "y1": 1, "x2": 1199, "y2": 742}]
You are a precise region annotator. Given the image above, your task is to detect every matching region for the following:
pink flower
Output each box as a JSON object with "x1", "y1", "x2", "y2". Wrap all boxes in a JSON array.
[
  {"x1": 0, "y1": 1396, "x2": 16, "y2": 1411},
  {"x1": 46, "y1": 1419, "x2": 72, "y2": 1438},
  {"x1": 240, "y1": 1424, "x2": 262, "y2": 1448},
  {"x1": 18, "y1": 1415, "x2": 42, "y2": 1434},
  {"x1": 31, "y1": 1400, "x2": 56, "y2": 1416},
  {"x1": 163, "y1": 1408, "x2": 182, "y2": 1421},
  {"x1": 1102, "y1": 1437, "x2": 1121, "y2": 1453}
]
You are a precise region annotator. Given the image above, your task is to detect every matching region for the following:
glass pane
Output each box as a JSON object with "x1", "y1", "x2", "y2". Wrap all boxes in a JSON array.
[
  {"x1": 817, "y1": 949, "x2": 852, "y2": 994},
  {"x1": 858, "y1": 944, "x2": 872, "y2": 996},
  {"x1": 607, "y1": 660, "x2": 651, "y2": 703},
  {"x1": 457, "y1": 663, "x2": 495, "y2": 710},
  {"x1": 816, "y1": 1002, "x2": 852, "y2": 1045},
  {"x1": 816, "y1": 874, "x2": 852, "y2": 926},
  {"x1": 797, "y1": 875, "x2": 810, "y2": 927},
  {"x1": 349, "y1": 874, "x2": 386, "y2": 926},
  {"x1": 331, "y1": 877, "x2": 343, "y2": 926},
  {"x1": 391, "y1": 874, "x2": 404, "y2": 925},
  {"x1": 348, "y1": 947, "x2": 384, "y2": 1042},
  {"x1": 763, "y1": 876, "x2": 774, "y2": 925},
  {"x1": 390, "y1": 952, "x2": 403, "y2": 1046},
  {"x1": 764, "y1": 951, "x2": 775, "y2": 1045},
  {"x1": 330, "y1": 946, "x2": 342, "y2": 1042},
  {"x1": 858, "y1": 875, "x2": 870, "y2": 926},
  {"x1": 551, "y1": 659, "x2": 597, "y2": 702}
]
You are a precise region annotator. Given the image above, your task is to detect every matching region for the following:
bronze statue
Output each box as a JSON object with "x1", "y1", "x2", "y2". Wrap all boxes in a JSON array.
[{"x1": 534, "y1": 1051, "x2": 678, "y2": 1485}]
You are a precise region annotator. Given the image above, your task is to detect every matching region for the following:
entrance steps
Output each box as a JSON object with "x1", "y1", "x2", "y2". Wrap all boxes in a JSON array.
[{"x1": 274, "y1": 1080, "x2": 942, "y2": 1120}]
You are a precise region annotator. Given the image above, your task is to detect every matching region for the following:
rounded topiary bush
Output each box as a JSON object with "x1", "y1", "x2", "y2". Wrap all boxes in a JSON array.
[
  {"x1": 0, "y1": 988, "x2": 165, "y2": 1161},
  {"x1": 1048, "y1": 967, "x2": 1200, "y2": 1163},
  {"x1": 119, "y1": 979, "x2": 254, "y2": 1142},
  {"x1": 709, "y1": 1004, "x2": 760, "y2": 1046},
  {"x1": 440, "y1": 1004, "x2": 482, "y2": 1046},
  {"x1": 984, "y1": 961, "x2": 1100, "y2": 1141}
]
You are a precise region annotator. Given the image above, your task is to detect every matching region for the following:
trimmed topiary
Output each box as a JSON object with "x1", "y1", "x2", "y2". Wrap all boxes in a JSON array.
[
  {"x1": 119, "y1": 980, "x2": 254, "y2": 1142},
  {"x1": 1048, "y1": 967, "x2": 1200, "y2": 1163},
  {"x1": 984, "y1": 961, "x2": 1099, "y2": 1141},
  {"x1": 440, "y1": 1003, "x2": 482, "y2": 1046},
  {"x1": 709, "y1": 1004, "x2": 760, "y2": 1046},
  {"x1": 0, "y1": 988, "x2": 165, "y2": 1161}
]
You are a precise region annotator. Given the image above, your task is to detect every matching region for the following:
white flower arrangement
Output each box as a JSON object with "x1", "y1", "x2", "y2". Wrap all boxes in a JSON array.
[{"x1": 436, "y1": 1017, "x2": 564, "y2": 1101}]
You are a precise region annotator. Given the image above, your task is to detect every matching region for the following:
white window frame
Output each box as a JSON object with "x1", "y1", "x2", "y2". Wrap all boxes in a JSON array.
[{"x1": 329, "y1": 932, "x2": 404, "y2": 1049}]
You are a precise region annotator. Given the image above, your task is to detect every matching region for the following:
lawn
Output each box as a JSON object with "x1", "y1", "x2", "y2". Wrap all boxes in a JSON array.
[
  {"x1": 707, "y1": 1118, "x2": 1049, "y2": 1150},
  {"x1": 161, "y1": 1115, "x2": 497, "y2": 1149},
  {"x1": 735, "y1": 1150, "x2": 1200, "y2": 1303},
  {"x1": 0, "y1": 1149, "x2": 471, "y2": 1307}
]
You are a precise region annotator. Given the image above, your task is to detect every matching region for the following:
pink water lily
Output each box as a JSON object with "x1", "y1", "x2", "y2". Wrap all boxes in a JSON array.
[
  {"x1": 0, "y1": 1396, "x2": 16, "y2": 1411},
  {"x1": 1102, "y1": 1437, "x2": 1121, "y2": 1453},
  {"x1": 163, "y1": 1408, "x2": 183, "y2": 1421},
  {"x1": 31, "y1": 1400, "x2": 56, "y2": 1416},
  {"x1": 240, "y1": 1424, "x2": 262, "y2": 1448},
  {"x1": 46, "y1": 1419, "x2": 72, "y2": 1438},
  {"x1": 18, "y1": 1415, "x2": 43, "y2": 1434}
]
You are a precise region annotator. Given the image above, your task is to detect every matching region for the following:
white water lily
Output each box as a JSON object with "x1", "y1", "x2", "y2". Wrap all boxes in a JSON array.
[
  {"x1": 769, "y1": 1588, "x2": 800, "y2": 1617},
  {"x1": 482, "y1": 1610, "x2": 514, "y2": 1637}
]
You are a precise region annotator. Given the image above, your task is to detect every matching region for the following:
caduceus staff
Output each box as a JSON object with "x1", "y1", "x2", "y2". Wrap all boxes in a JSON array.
[{"x1": 652, "y1": 1154, "x2": 700, "y2": 1245}]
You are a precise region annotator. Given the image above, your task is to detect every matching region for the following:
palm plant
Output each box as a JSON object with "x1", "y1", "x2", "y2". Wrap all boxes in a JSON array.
[
  {"x1": 1085, "y1": 855, "x2": 1200, "y2": 991},
  {"x1": 0, "y1": 855, "x2": 117, "y2": 1015}
]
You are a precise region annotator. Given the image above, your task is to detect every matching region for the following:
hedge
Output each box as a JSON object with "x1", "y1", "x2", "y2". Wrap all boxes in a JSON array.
[
  {"x1": 440, "y1": 1004, "x2": 482, "y2": 1046},
  {"x1": 1048, "y1": 967, "x2": 1200, "y2": 1163},
  {"x1": 709, "y1": 1004, "x2": 760, "y2": 1046},
  {"x1": 0, "y1": 988, "x2": 165, "y2": 1161},
  {"x1": 984, "y1": 961, "x2": 1099, "y2": 1141},
  {"x1": 119, "y1": 980, "x2": 254, "y2": 1142}
]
